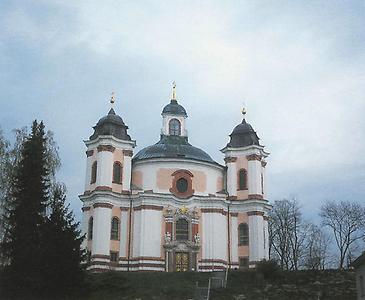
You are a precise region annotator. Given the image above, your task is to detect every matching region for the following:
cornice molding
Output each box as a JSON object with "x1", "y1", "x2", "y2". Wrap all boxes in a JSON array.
[
  {"x1": 97, "y1": 145, "x2": 115, "y2": 153},
  {"x1": 224, "y1": 157, "x2": 237, "y2": 163},
  {"x1": 246, "y1": 154, "x2": 262, "y2": 161},
  {"x1": 93, "y1": 203, "x2": 113, "y2": 209}
]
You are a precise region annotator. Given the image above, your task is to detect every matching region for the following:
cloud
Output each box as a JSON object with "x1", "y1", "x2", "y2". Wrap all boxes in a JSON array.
[{"x1": 0, "y1": 1, "x2": 364, "y2": 221}]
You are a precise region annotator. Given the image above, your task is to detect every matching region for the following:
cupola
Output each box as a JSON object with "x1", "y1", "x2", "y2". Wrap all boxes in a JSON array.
[
  {"x1": 89, "y1": 95, "x2": 131, "y2": 141},
  {"x1": 227, "y1": 108, "x2": 260, "y2": 148}
]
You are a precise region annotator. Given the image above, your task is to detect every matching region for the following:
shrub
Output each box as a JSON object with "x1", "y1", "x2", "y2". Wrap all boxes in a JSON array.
[{"x1": 256, "y1": 259, "x2": 282, "y2": 280}]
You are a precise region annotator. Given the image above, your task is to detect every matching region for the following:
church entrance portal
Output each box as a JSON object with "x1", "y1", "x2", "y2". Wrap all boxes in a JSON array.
[{"x1": 175, "y1": 252, "x2": 189, "y2": 272}]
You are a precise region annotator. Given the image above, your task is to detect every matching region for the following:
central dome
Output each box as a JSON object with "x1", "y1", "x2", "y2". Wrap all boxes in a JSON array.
[{"x1": 133, "y1": 135, "x2": 215, "y2": 164}]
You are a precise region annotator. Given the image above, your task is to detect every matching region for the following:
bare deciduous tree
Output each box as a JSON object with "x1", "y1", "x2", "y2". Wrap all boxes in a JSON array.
[
  {"x1": 269, "y1": 198, "x2": 308, "y2": 270},
  {"x1": 304, "y1": 224, "x2": 330, "y2": 270},
  {"x1": 320, "y1": 200, "x2": 365, "y2": 269}
]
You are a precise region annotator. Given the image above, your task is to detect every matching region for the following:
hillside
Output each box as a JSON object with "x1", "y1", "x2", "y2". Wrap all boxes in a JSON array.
[
  {"x1": 1, "y1": 269, "x2": 356, "y2": 299},
  {"x1": 80, "y1": 269, "x2": 356, "y2": 300}
]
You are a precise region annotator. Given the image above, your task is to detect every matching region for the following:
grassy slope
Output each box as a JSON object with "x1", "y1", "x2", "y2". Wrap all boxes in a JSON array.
[
  {"x1": 79, "y1": 269, "x2": 356, "y2": 300},
  {"x1": 0, "y1": 269, "x2": 356, "y2": 299}
]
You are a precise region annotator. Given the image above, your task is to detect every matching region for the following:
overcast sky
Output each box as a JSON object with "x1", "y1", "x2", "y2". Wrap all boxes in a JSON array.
[{"x1": 1, "y1": 1, "x2": 364, "y2": 222}]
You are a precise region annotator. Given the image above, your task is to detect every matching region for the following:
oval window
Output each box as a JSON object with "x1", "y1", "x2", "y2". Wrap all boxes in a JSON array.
[{"x1": 176, "y1": 178, "x2": 188, "y2": 193}]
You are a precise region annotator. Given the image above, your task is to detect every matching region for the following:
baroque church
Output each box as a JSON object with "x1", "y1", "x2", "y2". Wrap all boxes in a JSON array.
[{"x1": 80, "y1": 84, "x2": 271, "y2": 272}]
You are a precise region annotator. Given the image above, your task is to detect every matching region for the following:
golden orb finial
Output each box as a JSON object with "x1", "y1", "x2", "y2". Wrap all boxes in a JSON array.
[
  {"x1": 242, "y1": 106, "x2": 246, "y2": 116},
  {"x1": 172, "y1": 81, "x2": 177, "y2": 100},
  {"x1": 110, "y1": 92, "x2": 116, "y2": 107}
]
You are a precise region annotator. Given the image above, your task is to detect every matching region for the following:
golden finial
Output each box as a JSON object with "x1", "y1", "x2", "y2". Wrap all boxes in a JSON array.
[
  {"x1": 110, "y1": 92, "x2": 116, "y2": 107},
  {"x1": 242, "y1": 106, "x2": 246, "y2": 116},
  {"x1": 172, "y1": 81, "x2": 177, "y2": 100},
  {"x1": 241, "y1": 101, "x2": 246, "y2": 117}
]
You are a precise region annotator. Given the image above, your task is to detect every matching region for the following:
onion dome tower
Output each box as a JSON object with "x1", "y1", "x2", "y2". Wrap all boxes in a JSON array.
[
  {"x1": 221, "y1": 107, "x2": 270, "y2": 265},
  {"x1": 80, "y1": 93, "x2": 136, "y2": 269}
]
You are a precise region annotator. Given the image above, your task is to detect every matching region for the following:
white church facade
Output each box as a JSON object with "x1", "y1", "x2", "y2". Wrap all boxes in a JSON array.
[{"x1": 79, "y1": 85, "x2": 271, "y2": 272}]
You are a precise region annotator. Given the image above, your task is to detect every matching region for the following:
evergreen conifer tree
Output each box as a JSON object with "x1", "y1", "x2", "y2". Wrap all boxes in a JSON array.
[
  {"x1": 42, "y1": 184, "x2": 85, "y2": 294},
  {"x1": 3, "y1": 121, "x2": 49, "y2": 293},
  {"x1": 2, "y1": 120, "x2": 85, "y2": 297}
]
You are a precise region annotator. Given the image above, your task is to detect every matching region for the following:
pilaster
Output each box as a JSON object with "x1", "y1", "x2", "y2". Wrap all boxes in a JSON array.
[
  {"x1": 92, "y1": 203, "x2": 112, "y2": 258},
  {"x1": 247, "y1": 211, "x2": 265, "y2": 266}
]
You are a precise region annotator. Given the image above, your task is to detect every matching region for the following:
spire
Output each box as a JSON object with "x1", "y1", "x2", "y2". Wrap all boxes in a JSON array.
[
  {"x1": 110, "y1": 91, "x2": 116, "y2": 108},
  {"x1": 171, "y1": 81, "x2": 177, "y2": 101}
]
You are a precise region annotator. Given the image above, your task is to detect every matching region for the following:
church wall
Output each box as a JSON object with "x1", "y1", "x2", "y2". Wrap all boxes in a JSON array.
[
  {"x1": 230, "y1": 214, "x2": 239, "y2": 266},
  {"x1": 263, "y1": 217, "x2": 269, "y2": 259},
  {"x1": 237, "y1": 213, "x2": 249, "y2": 259},
  {"x1": 196, "y1": 209, "x2": 203, "y2": 263},
  {"x1": 192, "y1": 170, "x2": 206, "y2": 193},
  {"x1": 133, "y1": 161, "x2": 224, "y2": 196},
  {"x1": 201, "y1": 211, "x2": 228, "y2": 270},
  {"x1": 111, "y1": 149, "x2": 124, "y2": 194},
  {"x1": 111, "y1": 183, "x2": 122, "y2": 193},
  {"x1": 156, "y1": 168, "x2": 175, "y2": 190},
  {"x1": 132, "y1": 210, "x2": 141, "y2": 257},
  {"x1": 216, "y1": 176, "x2": 224, "y2": 192},
  {"x1": 113, "y1": 149, "x2": 124, "y2": 165},
  {"x1": 122, "y1": 154, "x2": 132, "y2": 192},
  {"x1": 226, "y1": 160, "x2": 236, "y2": 197},
  {"x1": 131, "y1": 170, "x2": 143, "y2": 188},
  {"x1": 86, "y1": 207, "x2": 93, "y2": 253},
  {"x1": 262, "y1": 164, "x2": 266, "y2": 198},
  {"x1": 236, "y1": 157, "x2": 249, "y2": 199},
  {"x1": 119, "y1": 209, "x2": 129, "y2": 258},
  {"x1": 81, "y1": 207, "x2": 91, "y2": 250},
  {"x1": 96, "y1": 150, "x2": 113, "y2": 188},
  {"x1": 92, "y1": 205, "x2": 112, "y2": 256},
  {"x1": 84, "y1": 148, "x2": 96, "y2": 192},
  {"x1": 248, "y1": 213, "x2": 265, "y2": 265},
  {"x1": 248, "y1": 159, "x2": 262, "y2": 196},
  {"x1": 110, "y1": 206, "x2": 121, "y2": 252},
  {"x1": 132, "y1": 208, "x2": 162, "y2": 258}
]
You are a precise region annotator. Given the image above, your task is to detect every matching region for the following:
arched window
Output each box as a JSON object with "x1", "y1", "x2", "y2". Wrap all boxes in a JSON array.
[
  {"x1": 91, "y1": 161, "x2": 97, "y2": 184},
  {"x1": 88, "y1": 217, "x2": 93, "y2": 240},
  {"x1": 176, "y1": 219, "x2": 189, "y2": 241},
  {"x1": 110, "y1": 217, "x2": 119, "y2": 240},
  {"x1": 238, "y1": 169, "x2": 247, "y2": 190},
  {"x1": 169, "y1": 119, "x2": 181, "y2": 136},
  {"x1": 113, "y1": 162, "x2": 122, "y2": 184},
  {"x1": 238, "y1": 223, "x2": 249, "y2": 246}
]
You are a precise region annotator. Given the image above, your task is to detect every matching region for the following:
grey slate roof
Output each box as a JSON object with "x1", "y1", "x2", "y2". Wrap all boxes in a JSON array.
[
  {"x1": 133, "y1": 135, "x2": 216, "y2": 164},
  {"x1": 162, "y1": 100, "x2": 187, "y2": 117},
  {"x1": 227, "y1": 118, "x2": 261, "y2": 148},
  {"x1": 90, "y1": 108, "x2": 131, "y2": 141}
]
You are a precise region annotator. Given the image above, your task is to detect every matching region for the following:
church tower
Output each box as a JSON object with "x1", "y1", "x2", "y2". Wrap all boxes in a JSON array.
[
  {"x1": 161, "y1": 81, "x2": 188, "y2": 137},
  {"x1": 221, "y1": 108, "x2": 270, "y2": 267},
  {"x1": 80, "y1": 94, "x2": 136, "y2": 270}
]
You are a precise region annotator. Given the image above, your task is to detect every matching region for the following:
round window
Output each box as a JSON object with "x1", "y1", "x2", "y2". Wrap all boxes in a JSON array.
[{"x1": 176, "y1": 178, "x2": 188, "y2": 193}]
